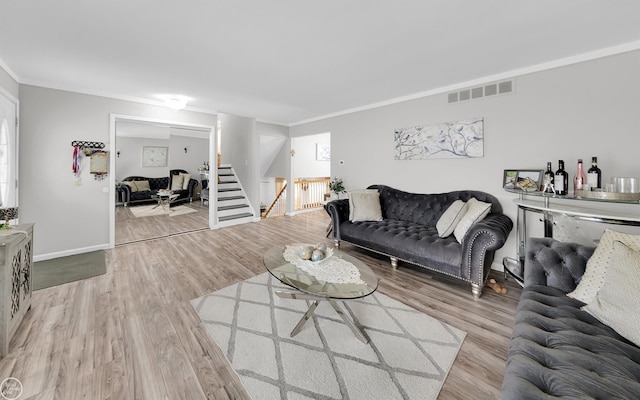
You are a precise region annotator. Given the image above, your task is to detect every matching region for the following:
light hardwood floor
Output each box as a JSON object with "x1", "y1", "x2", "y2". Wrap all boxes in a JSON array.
[
  {"x1": 2, "y1": 210, "x2": 521, "y2": 399},
  {"x1": 115, "y1": 200, "x2": 210, "y2": 245}
]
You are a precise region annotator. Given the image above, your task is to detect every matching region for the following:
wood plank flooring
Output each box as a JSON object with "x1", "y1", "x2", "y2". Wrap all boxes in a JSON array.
[
  {"x1": 3, "y1": 210, "x2": 521, "y2": 399},
  {"x1": 115, "y1": 200, "x2": 210, "y2": 245}
]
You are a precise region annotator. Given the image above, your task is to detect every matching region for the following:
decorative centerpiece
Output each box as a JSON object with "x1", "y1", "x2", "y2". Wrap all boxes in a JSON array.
[
  {"x1": 0, "y1": 207, "x2": 18, "y2": 230},
  {"x1": 298, "y1": 243, "x2": 334, "y2": 263}
]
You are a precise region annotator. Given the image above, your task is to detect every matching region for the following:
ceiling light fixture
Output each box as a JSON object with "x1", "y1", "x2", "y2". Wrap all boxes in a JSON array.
[{"x1": 162, "y1": 96, "x2": 188, "y2": 110}]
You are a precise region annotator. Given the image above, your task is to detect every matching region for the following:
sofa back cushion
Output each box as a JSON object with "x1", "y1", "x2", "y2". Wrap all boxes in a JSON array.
[
  {"x1": 371, "y1": 185, "x2": 502, "y2": 226},
  {"x1": 123, "y1": 176, "x2": 169, "y2": 191}
]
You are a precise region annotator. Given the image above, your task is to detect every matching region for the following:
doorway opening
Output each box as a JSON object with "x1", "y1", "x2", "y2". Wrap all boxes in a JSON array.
[{"x1": 109, "y1": 115, "x2": 216, "y2": 246}]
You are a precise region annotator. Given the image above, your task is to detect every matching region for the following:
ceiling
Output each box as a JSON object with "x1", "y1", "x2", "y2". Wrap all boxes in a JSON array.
[{"x1": 1, "y1": 1, "x2": 639, "y2": 125}]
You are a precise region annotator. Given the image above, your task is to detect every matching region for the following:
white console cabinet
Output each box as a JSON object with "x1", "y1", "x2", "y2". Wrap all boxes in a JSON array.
[
  {"x1": 0, "y1": 223, "x2": 34, "y2": 358},
  {"x1": 503, "y1": 190, "x2": 640, "y2": 284}
]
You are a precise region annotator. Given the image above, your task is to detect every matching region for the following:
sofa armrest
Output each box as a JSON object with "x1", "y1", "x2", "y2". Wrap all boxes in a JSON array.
[
  {"x1": 325, "y1": 199, "x2": 350, "y2": 240},
  {"x1": 187, "y1": 178, "x2": 198, "y2": 198},
  {"x1": 524, "y1": 238, "x2": 594, "y2": 293},
  {"x1": 120, "y1": 184, "x2": 132, "y2": 205},
  {"x1": 461, "y1": 213, "x2": 513, "y2": 284}
]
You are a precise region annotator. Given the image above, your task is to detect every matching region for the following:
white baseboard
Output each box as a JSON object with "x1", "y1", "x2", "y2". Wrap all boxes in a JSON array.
[
  {"x1": 34, "y1": 243, "x2": 111, "y2": 262},
  {"x1": 491, "y1": 261, "x2": 504, "y2": 272}
]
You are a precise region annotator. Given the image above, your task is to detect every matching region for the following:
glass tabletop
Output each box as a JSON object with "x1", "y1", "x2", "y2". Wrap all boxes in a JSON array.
[{"x1": 263, "y1": 244, "x2": 379, "y2": 300}]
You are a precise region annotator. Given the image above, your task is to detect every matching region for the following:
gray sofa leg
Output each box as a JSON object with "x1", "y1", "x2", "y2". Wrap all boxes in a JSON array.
[
  {"x1": 471, "y1": 283, "x2": 483, "y2": 299},
  {"x1": 334, "y1": 239, "x2": 340, "y2": 248},
  {"x1": 390, "y1": 257, "x2": 398, "y2": 269}
]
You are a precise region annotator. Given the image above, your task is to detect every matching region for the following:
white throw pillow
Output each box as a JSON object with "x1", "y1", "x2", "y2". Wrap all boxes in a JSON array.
[
  {"x1": 436, "y1": 200, "x2": 468, "y2": 238},
  {"x1": 171, "y1": 174, "x2": 184, "y2": 190},
  {"x1": 582, "y1": 241, "x2": 640, "y2": 347},
  {"x1": 453, "y1": 197, "x2": 491, "y2": 243},
  {"x1": 180, "y1": 173, "x2": 191, "y2": 190},
  {"x1": 568, "y1": 229, "x2": 640, "y2": 304},
  {"x1": 348, "y1": 190, "x2": 383, "y2": 222}
]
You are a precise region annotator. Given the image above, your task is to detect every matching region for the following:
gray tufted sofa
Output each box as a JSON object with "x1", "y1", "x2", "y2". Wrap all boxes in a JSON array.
[
  {"x1": 325, "y1": 185, "x2": 513, "y2": 298},
  {"x1": 502, "y1": 238, "x2": 640, "y2": 399}
]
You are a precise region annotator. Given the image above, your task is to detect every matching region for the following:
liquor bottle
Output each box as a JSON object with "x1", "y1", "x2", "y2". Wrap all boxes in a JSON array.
[
  {"x1": 574, "y1": 159, "x2": 586, "y2": 192},
  {"x1": 587, "y1": 156, "x2": 601, "y2": 189},
  {"x1": 555, "y1": 160, "x2": 568, "y2": 195},
  {"x1": 543, "y1": 162, "x2": 555, "y2": 193}
]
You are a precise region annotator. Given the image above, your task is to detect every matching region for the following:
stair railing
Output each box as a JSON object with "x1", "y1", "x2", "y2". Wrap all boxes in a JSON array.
[
  {"x1": 263, "y1": 183, "x2": 287, "y2": 218},
  {"x1": 294, "y1": 177, "x2": 330, "y2": 210}
]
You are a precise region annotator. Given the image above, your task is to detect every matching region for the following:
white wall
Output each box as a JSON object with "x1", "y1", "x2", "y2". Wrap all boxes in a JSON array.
[
  {"x1": 115, "y1": 137, "x2": 170, "y2": 180},
  {"x1": 290, "y1": 50, "x2": 640, "y2": 264},
  {"x1": 168, "y1": 133, "x2": 209, "y2": 193},
  {"x1": 19, "y1": 85, "x2": 216, "y2": 258},
  {"x1": 257, "y1": 121, "x2": 289, "y2": 206},
  {"x1": 219, "y1": 113, "x2": 259, "y2": 211},
  {"x1": 291, "y1": 132, "x2": 330, "y2": 178}
]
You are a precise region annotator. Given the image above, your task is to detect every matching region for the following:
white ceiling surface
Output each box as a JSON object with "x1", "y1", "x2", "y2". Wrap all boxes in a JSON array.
[{"x1": 1, "y1": 1, "x2": 640, "y2": 125}]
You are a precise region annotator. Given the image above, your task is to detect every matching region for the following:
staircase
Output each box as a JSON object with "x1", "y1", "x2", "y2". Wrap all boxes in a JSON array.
[{"x1": 216, "y1": 164, "x2": 256, "y2": 226}]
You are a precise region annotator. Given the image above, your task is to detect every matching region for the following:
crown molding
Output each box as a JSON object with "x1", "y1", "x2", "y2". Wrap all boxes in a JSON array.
[
  {"x1": 289, "y1": 40, "x2": 640, "y2": 127},
  {"x1": 0, "y1": 56, "x2": 20, "y2": 84}
]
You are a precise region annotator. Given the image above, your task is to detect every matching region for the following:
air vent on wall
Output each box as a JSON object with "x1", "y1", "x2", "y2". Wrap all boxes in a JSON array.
[{"x1": 448, "y1": 79, "x2": 514, "y2": 103}]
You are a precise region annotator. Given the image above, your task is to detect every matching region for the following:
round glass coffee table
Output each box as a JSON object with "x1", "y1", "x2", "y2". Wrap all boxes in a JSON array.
[{"x1": 264, "y1": 244, "x2": 379, "y2": 343}]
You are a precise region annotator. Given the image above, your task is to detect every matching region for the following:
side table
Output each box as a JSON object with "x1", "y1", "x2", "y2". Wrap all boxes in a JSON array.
[{"x1": 0, "y1": 223, "x2": 34, "y2": 358}]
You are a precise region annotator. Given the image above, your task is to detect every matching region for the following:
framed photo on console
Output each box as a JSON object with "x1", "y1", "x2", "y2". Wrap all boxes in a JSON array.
[
  {"x1": 514, "y1": 170, "x2": 543, "y2": 192},
  {"x1": 503, "y1": 170, "x2": 517, "y2": 189}
]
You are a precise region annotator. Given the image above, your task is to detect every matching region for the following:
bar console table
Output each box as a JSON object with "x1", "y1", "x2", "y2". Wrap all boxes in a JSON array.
[{"x1": 503, "y1": 189, "x2": 640, "y2": 284}]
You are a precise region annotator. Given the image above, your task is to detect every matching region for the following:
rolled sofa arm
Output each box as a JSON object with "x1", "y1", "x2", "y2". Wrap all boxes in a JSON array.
[
  {"x1": 524, "y1": 238, "x2": 594, "y2": 293},
  {"x1": 187, "y1": 178, "x2": 199, "y2": 199},
  {"x1": 461, "y1": 213, "x2": 513, "y2": 285},
  {"x1": 325, "y1": 199, "x2": 350, "y2": 240},
  {"x1": 120, "y1": 184, "x2": 132, "y2": 205}
]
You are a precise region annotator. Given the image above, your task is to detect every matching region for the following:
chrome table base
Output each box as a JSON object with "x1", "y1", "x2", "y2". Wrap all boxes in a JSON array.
[{"x1": 275, "y1": 290, "x2": 369, "y2": 344}]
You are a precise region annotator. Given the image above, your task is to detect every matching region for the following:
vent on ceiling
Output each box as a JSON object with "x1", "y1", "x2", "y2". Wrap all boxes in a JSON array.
[{"x1": 448, "y1": 79, "x2": 514, "y2": 104}]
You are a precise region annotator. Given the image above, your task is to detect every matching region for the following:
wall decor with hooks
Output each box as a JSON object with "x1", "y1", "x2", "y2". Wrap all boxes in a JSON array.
[
  {"x1": 71, "y1": 140, "x2": 109, "y2": 182},
  {"x1": 71, "y1": 141, "x2": 105, "y2": 149}
]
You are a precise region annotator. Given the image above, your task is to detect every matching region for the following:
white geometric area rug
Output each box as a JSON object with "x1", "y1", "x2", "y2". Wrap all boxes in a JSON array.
[
  {"x1": 129, "y1": 204, "x2": 197, "y2": 218},
  {"x1": 191, "y1": 272, "x2": 466, "y2": 400}
]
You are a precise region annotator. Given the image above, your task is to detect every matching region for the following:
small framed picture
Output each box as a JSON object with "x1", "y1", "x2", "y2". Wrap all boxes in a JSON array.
[
  {"x1": 503, "y1": 170, "x2": 517, "y2": 189},
  {"x1": 316, "y1": 143, "x2": 330, "y2": 161},
  {"x1": 515, "y1": 170, "x2": 543, "y2": 192}
]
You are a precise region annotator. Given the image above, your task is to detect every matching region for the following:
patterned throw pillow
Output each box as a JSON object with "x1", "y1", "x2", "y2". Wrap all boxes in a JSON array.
[
  {"x1": 582, "y1": 241, "x2": 640, "y2": 347},
  {"x1": 568, "y1": 229, "x2": 640, "y2": 304},
  {"x1": 453, "y1": 198, "x2": 492, "y2": 243},
  {"x1": 436, "y1": 200, "x2": 468, "y2": 238},
  {"x1": 348, "y1": 190, "x2": 383, "y2": 222}
]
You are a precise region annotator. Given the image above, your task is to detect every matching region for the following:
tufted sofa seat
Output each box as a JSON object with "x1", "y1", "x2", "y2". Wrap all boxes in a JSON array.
[
  {"x1": 501, "y1": 238, "x2": 640, "y2": 399},
  {"x1": 326, "y1": 185, "x2": 513, "y2": 298}
]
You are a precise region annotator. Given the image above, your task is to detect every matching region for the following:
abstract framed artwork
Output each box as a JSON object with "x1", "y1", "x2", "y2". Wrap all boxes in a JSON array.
[
  {"x1": 142, "y1": 146, "x2": 168, "y2": 167},
  {"x1": 394, "y1": 117, "x2": 484, "y2": 160},
  {"x1": 316, "y1": 143, "x2": 330, "y2": 161}
]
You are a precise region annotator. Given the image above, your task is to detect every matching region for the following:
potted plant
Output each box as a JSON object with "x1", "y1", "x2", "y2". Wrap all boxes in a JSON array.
[{"x1": 328, "y1": 177, "x2": 346, "y2": 199}]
